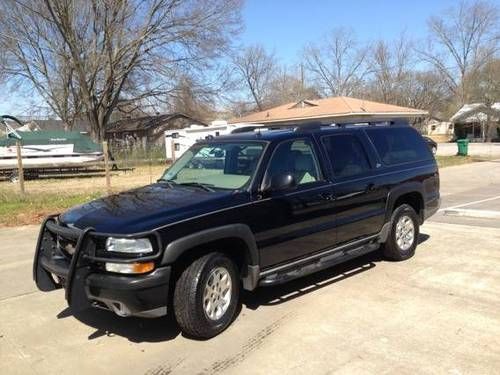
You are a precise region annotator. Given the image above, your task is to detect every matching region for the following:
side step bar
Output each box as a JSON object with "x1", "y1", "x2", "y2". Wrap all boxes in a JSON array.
[{"x1": 259, "y1": 237, "x2": 380, "y2": 287}]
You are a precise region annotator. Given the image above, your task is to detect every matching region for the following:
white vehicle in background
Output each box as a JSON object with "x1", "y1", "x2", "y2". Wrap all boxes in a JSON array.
[{"x1": 165, "y1": 121, "x2": 263, "y2": 160}]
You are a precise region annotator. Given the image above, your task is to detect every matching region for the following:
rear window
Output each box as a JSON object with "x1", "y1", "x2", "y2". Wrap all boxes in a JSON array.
[
  {"x1": 322, "y1": 134, "x2": 371, "y2": 178},
  {"x1": 365, "y1": 127, "x2": 431, "y2": 165}
]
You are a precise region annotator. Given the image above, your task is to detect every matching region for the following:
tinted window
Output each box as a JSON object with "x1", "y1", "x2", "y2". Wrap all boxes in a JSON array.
[
  {"x1": 365, "y1": 127, "x2": 431, "y2": 165},
  {"x1": 266, "y1": 139, "x2": 321, "y2": 186},
  {"x1": 322, "y1": 134, "x2": 371, "y2": 178}
]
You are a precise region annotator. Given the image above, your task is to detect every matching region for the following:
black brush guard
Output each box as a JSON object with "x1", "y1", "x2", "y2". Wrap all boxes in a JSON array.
[
  {"x1": 33, "y1": 215, "x2": 96, "y2": 310},
  {"x1": 33, "y1": 216, "x2": 167, "y2": 315}
]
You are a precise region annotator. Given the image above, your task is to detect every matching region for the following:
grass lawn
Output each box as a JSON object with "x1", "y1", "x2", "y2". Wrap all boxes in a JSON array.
[
  {"x1": 0, "y1": 190, "x2": 104, "y2": 227},
  {"x1": 0, "y1": 164, "x2": 167, "y2": 227},
  {"x1": 435, "y1": 155, "x2": 476, "y2": 168}
]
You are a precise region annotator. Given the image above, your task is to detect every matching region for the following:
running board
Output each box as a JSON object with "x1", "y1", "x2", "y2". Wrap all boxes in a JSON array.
[{"x1": 259, "y1": 240, "x2": 380, "y2": 287}]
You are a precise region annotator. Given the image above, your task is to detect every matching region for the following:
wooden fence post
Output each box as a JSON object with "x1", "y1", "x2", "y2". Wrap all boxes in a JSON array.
[
  {"x1": 16, "y1": 141, "x2": 25, "y2": 196},
  {"x1": 103, "y1": 141, "x2": 111, "y2": 195},
  {"x1": 170, "y1": 138, "x2": 176, "y2": 163}
]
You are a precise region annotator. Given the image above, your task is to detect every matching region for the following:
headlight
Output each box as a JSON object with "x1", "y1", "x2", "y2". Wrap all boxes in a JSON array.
[{"x1": 105, "y1": 237, "x2": 153, "y2": 254}]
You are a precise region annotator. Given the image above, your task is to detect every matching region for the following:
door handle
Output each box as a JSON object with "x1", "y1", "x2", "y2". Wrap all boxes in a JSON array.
[
  {"x1": 366, "y1": 183, "x2": 377, "y2": 192},
  {"x1": 320, "y1": 193, "x2": 335, "y2": 201}
]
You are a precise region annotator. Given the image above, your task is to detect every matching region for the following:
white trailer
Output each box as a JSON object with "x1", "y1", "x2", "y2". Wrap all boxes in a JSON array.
[{"x1": 165, "y1": 122, "x2": 262, "y2": 160}]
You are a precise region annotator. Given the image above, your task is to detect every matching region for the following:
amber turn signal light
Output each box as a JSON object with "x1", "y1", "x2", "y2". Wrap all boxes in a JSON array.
[{"x1": 105, "y1": 261, "x2": 155, "y2": 274}]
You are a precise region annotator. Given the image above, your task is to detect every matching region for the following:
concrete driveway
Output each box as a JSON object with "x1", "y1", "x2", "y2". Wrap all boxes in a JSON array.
[
  {"x1": 1, "y1": 161, "x2": 500, "y2": 375},
  {"x1": 430, "y1": 160, "x2": 500, "y2": 228}
]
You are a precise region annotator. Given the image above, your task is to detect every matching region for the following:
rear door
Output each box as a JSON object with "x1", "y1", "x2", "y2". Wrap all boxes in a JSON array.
[{"x1": 320, "y1": 131, "x2": 386, "y2": 245}]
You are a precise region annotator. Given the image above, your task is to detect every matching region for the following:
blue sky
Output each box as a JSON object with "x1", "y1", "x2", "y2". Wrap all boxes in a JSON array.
[
  {"x1": 1, "y1": 0, "x2": 462, "y2": 116},
  {"x1": 240, "y1": 0, "x2": 460, "y2": 63}
]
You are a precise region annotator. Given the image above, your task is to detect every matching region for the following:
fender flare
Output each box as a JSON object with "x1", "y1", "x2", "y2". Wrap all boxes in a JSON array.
[
  {"x1": 161, "y1": 223, "x2": 259, "y2": 266},
  {"x1": 385, "y1": 182, "x2": 425, "y2": 223}
]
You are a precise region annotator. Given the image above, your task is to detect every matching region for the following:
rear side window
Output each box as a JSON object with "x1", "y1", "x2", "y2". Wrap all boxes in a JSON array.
[
  {"x1": 322, "y1": 134, "x2": 371, "y2": 178},
  {"x1": 365, "y1": 127, "x2": 431, "y2": 165}
]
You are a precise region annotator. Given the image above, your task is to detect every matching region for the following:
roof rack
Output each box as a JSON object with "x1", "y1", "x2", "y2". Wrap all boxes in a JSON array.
[
  {"x1": 292, "y1": 118, "x2": 409, "y2": 132},
  {"x1": 293, "y1": 122, "x2": 326, "y2": 132},
  {"x1": 331, "y1": 118, "x2": 409, "y2": 128}
]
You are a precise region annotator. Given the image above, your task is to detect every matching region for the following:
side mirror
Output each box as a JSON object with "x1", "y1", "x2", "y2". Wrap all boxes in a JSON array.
[{"x1": 268, "y1": 172, "x2": 296, "y2": 192}]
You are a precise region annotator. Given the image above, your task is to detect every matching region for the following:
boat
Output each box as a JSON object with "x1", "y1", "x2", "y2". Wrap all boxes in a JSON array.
[{"x1": 0, "y1": 115, "x2": 104, "y2": 176}]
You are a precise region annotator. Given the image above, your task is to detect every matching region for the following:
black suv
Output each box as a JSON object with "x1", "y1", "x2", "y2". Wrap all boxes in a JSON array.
[{"x1": 33, "y1": 120, "x2": 440, "y2": 339}]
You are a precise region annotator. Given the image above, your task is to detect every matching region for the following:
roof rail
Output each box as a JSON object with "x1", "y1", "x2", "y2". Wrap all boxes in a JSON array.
[
  {"x1": 293, "y1": 122, "x2": 325, "y2": 132},
  {"x1": 290, "y1": 118, "x2": 409, "y2": 132},
  {"x1": 332, "y1": 118, "x2": 409, "y2": 128}
]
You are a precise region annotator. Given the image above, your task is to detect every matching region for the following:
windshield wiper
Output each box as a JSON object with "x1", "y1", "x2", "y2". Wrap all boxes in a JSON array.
[
  {"x1": 177, "y1": 182, "x2": 215, "y2": 192},
  {"x1": 156, "y1": 179, "x2": 177, "y2": 188}
]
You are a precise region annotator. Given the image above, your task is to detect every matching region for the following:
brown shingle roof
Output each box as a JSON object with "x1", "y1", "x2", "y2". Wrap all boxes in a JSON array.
[{"x1": 229, "y1": 96, "x2": 428, "y2": 124}]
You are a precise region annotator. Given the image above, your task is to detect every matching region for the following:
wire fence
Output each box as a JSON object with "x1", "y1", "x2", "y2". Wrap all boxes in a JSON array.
[{"x1": 0, "y1": 141, "x2": 174, "y2": 197}]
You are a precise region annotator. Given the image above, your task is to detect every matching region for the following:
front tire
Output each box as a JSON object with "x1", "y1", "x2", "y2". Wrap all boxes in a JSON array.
[
  {"x1": 382, "y1": 204, "x2": 420, "y2": 261},
  {"x1": 173, "y1": 253, "x2": 239, "y2": 339}
]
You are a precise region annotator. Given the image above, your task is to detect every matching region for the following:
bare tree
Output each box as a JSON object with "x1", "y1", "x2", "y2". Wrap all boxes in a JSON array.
[
  {"x1": 169, "y1": 75, "x2": 216, "y2": 121},
  {"x1": 417, "y1": 1, "x2": 499, "y2": 104},
  {"x1": 468, "y1": 58, "x2": 500, "y2": 103},
  {"x1": 0, "y1": 6, "x2": 82, "y2": 129},
  {"x1": 403, "y1": 71, "x2": 452, "y2": 117},
  {"x1": 267, "y1": 64, "x2": 321, "y2": 107},
  {"x1": 231, "y1": 44, "x2": 277, "y2": 111},
  {"x1": 368, "y1": 35, "x2": 415, "y2": 105},
  {"x1": 466, "y1": 58, "x2": 500, "y2": 140},
  {"x1": 303, "y1": 28, "x2": 370, "y2": 97},
  {"x1": 0, "y1": 0, "x2": 242, "y2": 139}
]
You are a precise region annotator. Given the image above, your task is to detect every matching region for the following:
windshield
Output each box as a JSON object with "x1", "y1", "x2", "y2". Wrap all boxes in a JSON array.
[{"x1": 160, "y1": 141, "x2": 266, "y2": 190}]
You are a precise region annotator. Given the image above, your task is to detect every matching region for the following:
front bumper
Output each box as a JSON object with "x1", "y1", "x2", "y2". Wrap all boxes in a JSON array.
[{"x1": 33, "y1": 216, "x2": 170, "y2": 318}]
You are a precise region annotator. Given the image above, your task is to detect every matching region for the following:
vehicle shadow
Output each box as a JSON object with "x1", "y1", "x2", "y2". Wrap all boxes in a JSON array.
[
  {"x1": 418, "y1": 233, "x2": 430, "y2": 245},
  {"x1": 57, "y1": 306, "x2": 181, "y2": 343},
  {"x1": 242, "y1": 251, "x2": 380, "y2": 310},
  {"x1": 242, "y1": 232, "x2": 430, "y2": 310},
  {"x1": 55, "y1": 233, "x2": 430, "y2": 342}
]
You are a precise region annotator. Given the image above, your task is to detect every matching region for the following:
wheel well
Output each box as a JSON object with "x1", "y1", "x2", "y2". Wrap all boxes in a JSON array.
[
  {"x1": 170, "y1": 237, "x2": 250, "y2": 280},
  {"x1": 393, "y1": 192, "x2": 424, "y2": 222}
]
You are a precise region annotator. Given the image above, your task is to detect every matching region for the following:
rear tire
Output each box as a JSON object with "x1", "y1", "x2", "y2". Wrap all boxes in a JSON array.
[
  {"x1": 173, "y1": 252, "x2": 239, "y2": 339},
  {"x1": 382, "y1": 204, "x2": 419, "y2": 261}
]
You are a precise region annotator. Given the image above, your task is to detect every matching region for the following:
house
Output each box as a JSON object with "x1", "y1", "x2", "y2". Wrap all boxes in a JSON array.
[
  {"x1": 450, "y1": 103, "x2": 500, "y2": 141},
  {"x1": 229, "y1": 96, "x2": 428, "y2": 126},
  {"x1": 105, "y1": 113, "x2": 205, "y2": 148},
  {"x1": 422, "y1": 117, "x2": 454, "y2": 142}
]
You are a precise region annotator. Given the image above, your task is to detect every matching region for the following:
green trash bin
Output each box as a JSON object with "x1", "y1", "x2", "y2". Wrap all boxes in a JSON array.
[{"x1": 457, "y1": 139, "x2": 469, "y2": 156}]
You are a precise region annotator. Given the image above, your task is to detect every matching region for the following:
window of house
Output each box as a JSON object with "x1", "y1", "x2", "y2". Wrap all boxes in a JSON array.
[
  {"x1": 431, "y1": 125, "x2": 436, "y2": 131},
  {"x1": 174, "y1": 143, "x2": 180, "y2": 151},
  {"x1": 322, "y1": 134, "x2": 371, "y2": 178}
]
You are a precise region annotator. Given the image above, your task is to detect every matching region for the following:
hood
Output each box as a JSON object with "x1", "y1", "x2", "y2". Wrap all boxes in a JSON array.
[{"x1": 59, "y1": 183, "x2": 245, "y2": 233}]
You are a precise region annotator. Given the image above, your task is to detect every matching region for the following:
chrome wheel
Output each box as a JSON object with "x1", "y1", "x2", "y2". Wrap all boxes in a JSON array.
[
  {"x1": 395, "y1": 215, "x2": 415, "y2": 251},
  {"x1": 203, "y1": 266, "x2": 232, "y2": 321}
]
